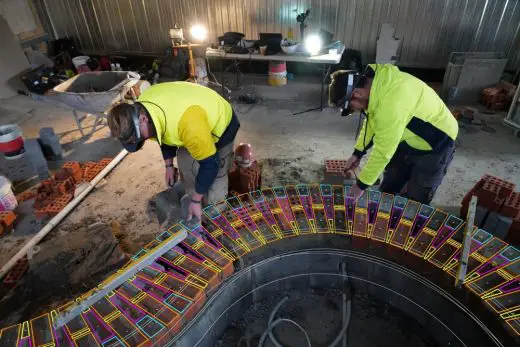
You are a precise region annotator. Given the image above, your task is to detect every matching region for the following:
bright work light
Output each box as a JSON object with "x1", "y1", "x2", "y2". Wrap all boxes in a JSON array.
[
  {"x1": 304, "y1": 34, "x2": 322, "y2": 55},
  {"x1": 190, "y1": 25, "x2": 207, "y2": 41}
]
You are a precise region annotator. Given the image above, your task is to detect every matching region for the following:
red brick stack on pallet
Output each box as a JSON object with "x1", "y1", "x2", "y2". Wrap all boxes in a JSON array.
[
  {"x1": 461, "y1": 174, "x2": 520, "y2": 244},
  {"x1": 33, "y1": 158, "x2": 112, "y2": 219}
]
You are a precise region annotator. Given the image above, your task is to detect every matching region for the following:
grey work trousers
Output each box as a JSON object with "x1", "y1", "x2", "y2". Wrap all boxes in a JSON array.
[
  {"x1": 176, "y1": 140, "x2": 235, "y2": 204},
  {"x1": 380, "y1": 143, "x2": 456, "y2": 204}
]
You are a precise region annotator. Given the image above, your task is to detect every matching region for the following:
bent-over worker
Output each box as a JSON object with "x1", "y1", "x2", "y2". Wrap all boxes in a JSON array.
[
  {"x1": 108, "y1": 82, "x2": 240, "y2": 221},
  {"x1": 329, "y1": 64, "x2": 458, "y2": 204}
]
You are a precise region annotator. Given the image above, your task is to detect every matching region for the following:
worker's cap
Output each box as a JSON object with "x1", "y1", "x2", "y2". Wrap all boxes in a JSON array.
[{"x1": 107, "y1": 103, "x2": 145, "y2": 152}]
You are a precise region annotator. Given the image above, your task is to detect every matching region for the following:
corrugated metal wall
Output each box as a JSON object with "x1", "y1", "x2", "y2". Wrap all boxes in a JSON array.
[{"x1": 38, "y1": 0, "x2": 520, "y2": 68}]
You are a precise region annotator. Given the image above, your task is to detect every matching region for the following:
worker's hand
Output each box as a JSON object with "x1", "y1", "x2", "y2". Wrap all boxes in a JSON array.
[
  {"x1": 344, "y1": 155, "x2": 360, "y2": 176},
  {"x1": 187, "y1": 201, "x2": 202, "y2": 222},
  {"x1": 165, "y1": 165, "x2": 177, "y2": 187},
  {"x1": 349, "y1": 184, "x2": 365, "y2": 201}
]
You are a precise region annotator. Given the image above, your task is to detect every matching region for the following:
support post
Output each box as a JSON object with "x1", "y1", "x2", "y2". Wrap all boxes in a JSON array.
[{"x1": 455, "y1": 196, "x2": 477, "y2": 288}]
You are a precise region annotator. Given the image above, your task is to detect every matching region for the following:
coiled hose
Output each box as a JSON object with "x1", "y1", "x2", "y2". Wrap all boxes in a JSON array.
[{"x1": 258, "y1": 288, "x2": 352, "y2": 347}]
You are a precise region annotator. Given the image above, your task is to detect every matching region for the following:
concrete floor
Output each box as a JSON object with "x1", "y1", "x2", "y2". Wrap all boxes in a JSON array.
[{"x1": 0, "y1": 74, "x2": 519, "y2": 298}]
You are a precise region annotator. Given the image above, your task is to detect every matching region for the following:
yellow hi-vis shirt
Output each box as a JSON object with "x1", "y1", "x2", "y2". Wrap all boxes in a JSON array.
[
  {"x1": 138, "y1": 82, "x2": 232, "y2": 160},
  {"x1": 354, "y1": 64, "x2": 458, "y2": 187}
]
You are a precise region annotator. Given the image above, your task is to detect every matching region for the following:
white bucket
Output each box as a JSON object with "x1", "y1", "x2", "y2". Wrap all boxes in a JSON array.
[
  {"x1": 72, "y1": 56, "x2": 90, "y2": 69},
  {"x1": 0, "y1": 176, "x2": 17, "y2": 212}
]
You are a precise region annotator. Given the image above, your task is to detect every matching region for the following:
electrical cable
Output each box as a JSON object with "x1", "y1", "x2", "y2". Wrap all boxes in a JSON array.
[
  {"x1": 258, "y1": 296, "x2": 312, "y2": 347},
  {"x1": 206, "y1": 57, "x2": 231, "y2": 95},
  {"x1": 327, "y1": 300, "x2": 352, "y2": 347},
  {"x1": 256, "y1": 288, "x2": 352, "y2": 347},
  {"x1": 263, "y1": 296, "x2": 288, "y2": 347}
]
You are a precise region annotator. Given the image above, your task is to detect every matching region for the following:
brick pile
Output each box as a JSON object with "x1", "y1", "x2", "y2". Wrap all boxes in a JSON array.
[
  {"x1": 32, "y1": 158, "x2": 112, "y2": 219},
  {"x1": 15, "y1": 189, "x2": 37, "y2": 204},
  {"x1": 0, "y1": 211, "x2": 16, "y2": 236},
  {"x1": 461, "y1": 174, "x2": 520, "y2": 244},
  {"x1": 481, "y1": 83, "x2": 516, "y2": 111},
  {"x1": 229, "y1": 161, "x2": 262, "y2": 194}
]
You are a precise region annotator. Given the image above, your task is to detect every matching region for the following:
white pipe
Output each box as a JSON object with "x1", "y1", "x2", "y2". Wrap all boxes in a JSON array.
[
  {"x1": 0, "y1": 149, "x2": 129, "y2": 280},
  {"x1": 341, "y1": 263, "x2": 347, "y2": 347}
]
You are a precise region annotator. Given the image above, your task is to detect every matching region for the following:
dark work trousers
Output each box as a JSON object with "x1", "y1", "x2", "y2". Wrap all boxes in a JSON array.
[{"x1": 380, "y1": 143, "x2": 456, "y2": 204}]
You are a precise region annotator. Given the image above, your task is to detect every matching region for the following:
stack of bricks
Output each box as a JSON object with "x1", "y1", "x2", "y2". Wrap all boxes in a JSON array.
[
  {"x1": 0, "y1": 211, "x2": 16, "y2": 236},
  {"x1": 81, "y1": 158, "x2": 111, "y2": 182},
  {"x1": 2, "y1": 255, "x2": 29, "y2": 288},
  {"x1": 15, "y1": 189, "x2": 37, "y2": 204},
  {"x1": 481, "y1": 83, "x2": 515, "y2": 111},
  {"x1": 229, "y1": 161, "x2": 262, "y2": 194},
  {"x1": 33, "y1": 180, "x2": 74, "y2": 219},
  {"x1": 32, "y1": 158, "x2": 112, "y2": 219},
  {"x1": 461, "y1": 174, "x2": 520, "y2": 243}
]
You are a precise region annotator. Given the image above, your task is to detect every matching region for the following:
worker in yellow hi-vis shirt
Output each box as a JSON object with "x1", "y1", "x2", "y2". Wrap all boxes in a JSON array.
[
  {"x1": 329, "y1": 64, "x2": 458, "y2": 204},
  {"x1": 107, "y1": 82, "x2": 240, "y2": 221}
]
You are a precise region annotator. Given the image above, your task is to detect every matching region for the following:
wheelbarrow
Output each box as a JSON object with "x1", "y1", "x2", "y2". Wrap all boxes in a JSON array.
[{"x1": 20, "y1": 71, "x2": 141, "y2": 137}]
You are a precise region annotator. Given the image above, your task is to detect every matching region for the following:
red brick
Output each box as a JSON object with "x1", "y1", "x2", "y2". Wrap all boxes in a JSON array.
[
  {"x1": 3, "y1": 256, "x2": 29, "y2": 288},
  {"x1": 54, "y1": 168, "x2": 73, "y2": 182},
  {"x1": 220, "y1": 261, "x2": 234, "y2": 279},
  {"x1": 83, "y1": 162, "x2": 104, "y2": 182},
  {"x1": 98, "y1": 158, "x2": 113, "y2": 168},
  {"x1": 54, "y1": 176, "x2": 75, "y2": 194},
  {"x1": 81, "y1": 162, "x2": 98, "y2": 180},
  {"x1": 482, "y1": 174, "x2": 515, "y2": 197},
  {"x1": 33, "y1": 193, "x2": 50, "y2": 209},
  {"x1": 15, "y1": 189, "x2": 37, "y2": 203},
  {"x1": 479, "y1": 195, "x2": 505, "y2": 213},
  {"x1": 37, "y1": 179, "x2": 54, "y2": 195},
  {"x1": 34, "y1": 193, "x2": 73, "y2": 219},
  {"x1": 62, "y1": 161, "x2": 83, "y2": 183},
  {"x1": 502, "y1": 192, "x2": 520, "y2": 219},
  {"x1": 325, "y1": 159, "x2": 348, "y2": 173},
  {"x1": 230, "y1": 161, "x2": 261, "y2": 194},
  {"x1": 0, "y1": 211, "x2": 16, "y2": 235},
  {"x1": 462, "y1": 186, "x2": 480, "y2": 206}
]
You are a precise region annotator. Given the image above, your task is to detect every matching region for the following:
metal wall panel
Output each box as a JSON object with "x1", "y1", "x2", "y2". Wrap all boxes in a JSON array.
[{"x1": 37, "y1": 0, "x2": 520, "y2": 68}]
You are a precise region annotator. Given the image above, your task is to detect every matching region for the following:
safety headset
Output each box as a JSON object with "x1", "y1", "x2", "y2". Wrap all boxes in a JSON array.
[
  {"x1": 341, "y1": 73, "x2": 356, "y2": 116},
  {"x1": 341, "y1": 65, "x2": 377, "y2": 152},
  {"x1": 117, "y1": 100, "x2": 168, "y2": 152},
  {"x1": 340, "y1": 65, "x2": 373, "y2": 117}
]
